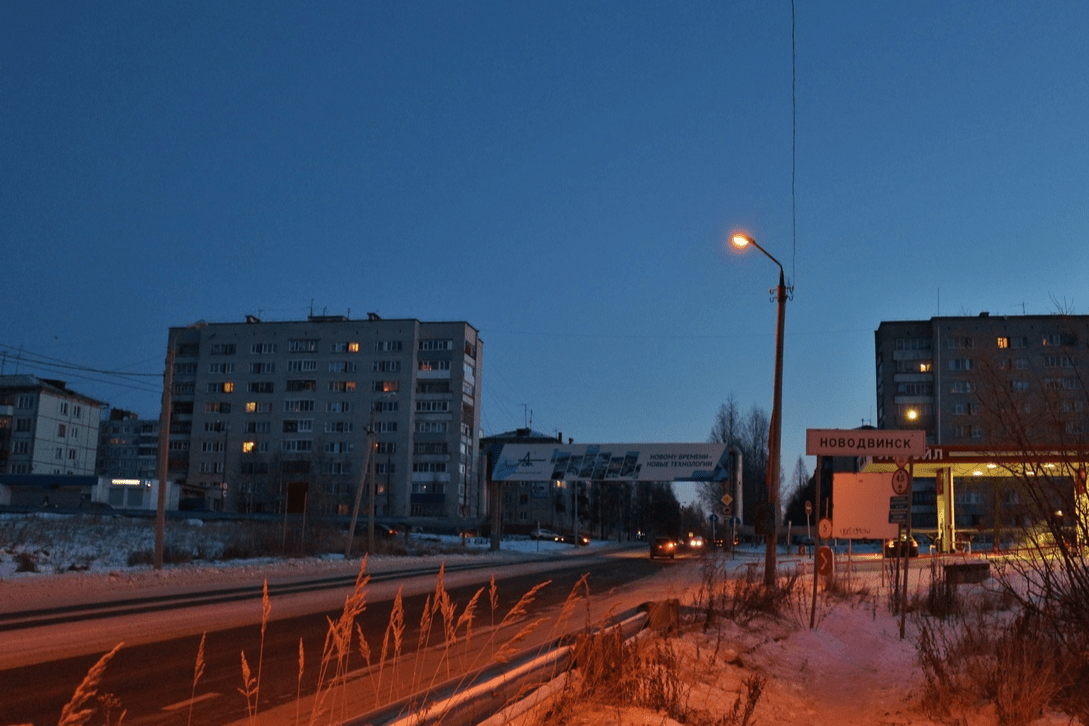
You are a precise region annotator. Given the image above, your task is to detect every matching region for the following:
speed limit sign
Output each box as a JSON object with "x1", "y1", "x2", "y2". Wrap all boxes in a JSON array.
[{"x1": 891, "y1": 467, "x2": 911, "y2": 495}]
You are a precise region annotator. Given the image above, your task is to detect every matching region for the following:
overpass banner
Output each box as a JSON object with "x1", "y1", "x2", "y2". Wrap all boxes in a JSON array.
[{"x1": 492, "y1": 443, "x2": 730, "y2": 482}]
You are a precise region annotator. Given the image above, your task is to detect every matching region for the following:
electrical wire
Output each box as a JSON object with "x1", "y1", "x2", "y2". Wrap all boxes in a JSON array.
[
  {"x1": 0, "y1": 343, "x2": 163, "y2": 395},
  {"x1": 791, "y1": 0, "x2": 798, "y2": 289}
]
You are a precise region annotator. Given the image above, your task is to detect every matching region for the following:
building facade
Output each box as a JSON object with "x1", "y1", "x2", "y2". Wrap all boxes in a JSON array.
[
  {"x1": 480, "y1": 428, "x2": 573, "y2": 535},
  {"x1": 874, "y1": 314, "x2": 1089, "y2": 535},
  {"x1": 97, "y1": 408, "x2": 160, "y2": 480},
  {"x1": 0, "y1": 375, "x2": 104, "y2": 477},
  {"x1": 164, "y1": 314, "x2": 483, "y2": 524},
  {"x1": 875, "y1": 313, "x2": 1089, "y2": 446}
]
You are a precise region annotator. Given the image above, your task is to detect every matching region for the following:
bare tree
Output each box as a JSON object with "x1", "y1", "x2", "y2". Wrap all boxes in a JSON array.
[
  {"x1": 954, "y1": 324, "x2": 1089, "y2": 718},
  {"x1": 701, "y1": 395, "x2": 771, "y2": 526},
  {"x1": 784, "y1": 456, "x2": 809, "y2": 519}
]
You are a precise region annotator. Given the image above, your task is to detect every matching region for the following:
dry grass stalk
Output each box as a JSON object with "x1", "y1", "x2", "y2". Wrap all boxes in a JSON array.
[
  {"x1": 308, "y1": 556, "x2": 370, "y2": 725},
  {"x1": 411, "y1": 593, "x2": 436, "y2": 688},
  {"x1": 494, "y1": 616, "x2": 549, "y2": 664},
  {"x1": 434, "y1": 564, "x2": 457, "y2": 679},
  {"x1": 499, "y1": 580, "x2": 551, "y2": 628},
  {"x1": 376, "y1": 586, "x2": 405, "y2": 702},
  {"x1": 238, "y1": 651, "x2": 257, "y2": 721},
  {"x1": 187, "y1": 632, "x2": 206, "y2": 726},
  {"x1": 95, "y1": 692, "x2": 126, "y2": 726},
  {"x1": 57, "y1": 642, "x2": 124, "y2": 726},
  {"x1": 454, "y1": 586, "x2": 484, "y2": 649},
  {"x1": 255, "y1": 580, "x2": 270, "y2": 722},
  {"x1": 553, "y1": 573, "x2": 590, "y2": 635},
  {"x1": 489, "y1": 574, "x2": 498, "y2": 628},
  {"x1": 296, "y1": 638, "x2": 304, "y2": 726},
  {"x1": 354, "y1": 622, "x2": 374, "y2": 695}
]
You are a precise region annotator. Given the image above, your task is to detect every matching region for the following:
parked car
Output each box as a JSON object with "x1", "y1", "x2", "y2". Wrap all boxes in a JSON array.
[
  {"x1": 374, "y1": 524, "x2": 399, "y2": 538},
  {"x1": 883, "y1": 536, "x2": 919, "y2": 558},
  {"x1": 650, "y1": 536, "x2": 677, "y2": 559},
  {"x1": 530, "y1": 528, "x2": 560, "y2": 540}
]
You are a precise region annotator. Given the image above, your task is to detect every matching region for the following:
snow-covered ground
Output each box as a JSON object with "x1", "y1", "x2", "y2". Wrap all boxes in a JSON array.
[{"x1": 0, "y1": 513, "x2": 1072, "y2": 726}]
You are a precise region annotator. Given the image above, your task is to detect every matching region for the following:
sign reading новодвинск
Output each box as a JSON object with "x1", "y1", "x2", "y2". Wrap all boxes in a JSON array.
[{"x1": 805, "y1": 429, "x2": 926, "y2": 458}]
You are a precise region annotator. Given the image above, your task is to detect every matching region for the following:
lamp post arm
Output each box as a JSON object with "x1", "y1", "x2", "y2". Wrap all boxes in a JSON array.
[{"x1": 746, "y1": 238, "x2": 785, "y2": 279}]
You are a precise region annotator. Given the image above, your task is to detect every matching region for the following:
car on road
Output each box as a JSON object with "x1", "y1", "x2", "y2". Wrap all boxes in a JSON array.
[
  {"x1": 557, "y1": 533, "x2": 591, "y2": 546},
  {"x1": 650, "y1": 536, "x2": 677, "y2": 559},
  {"x1": 883, "y1": 536, "x2": 919, "y2": 558}
]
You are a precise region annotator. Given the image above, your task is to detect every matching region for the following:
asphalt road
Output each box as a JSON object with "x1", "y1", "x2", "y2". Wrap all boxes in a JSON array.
[{"x1": 1, "y1": 546, "x2": 673, "y2": 725}]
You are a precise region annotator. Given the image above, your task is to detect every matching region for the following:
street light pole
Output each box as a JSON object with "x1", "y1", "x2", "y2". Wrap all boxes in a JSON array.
[{"x1": 731, "y1": 233, "x2": 790, "y2": 587}]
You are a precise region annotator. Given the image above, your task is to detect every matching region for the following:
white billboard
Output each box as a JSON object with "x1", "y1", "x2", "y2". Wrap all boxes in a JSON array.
[
  {"x1": 492, "y1": 443, "x2": 730, "y2": 482},
  {"x1": 831, "y1": 472, "x2": 899, "y2": 540}
]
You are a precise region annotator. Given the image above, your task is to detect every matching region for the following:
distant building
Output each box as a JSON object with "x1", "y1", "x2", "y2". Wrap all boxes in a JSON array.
[
  {"x1": 875, "y1": 313, "x2": 1089, "y2": 445},
  {"x1": 0, "y1": 375, "x2": 105, "y2": 477},
  {"x1": 164, "y1": 314, "x2": 483, "y2": 524},
  {"x1": 480, "y1": 428, "x2": 571, "y2": 534},
  {"x1": 874, "y1": 313, "x2": 1089, "y2": 535},
  {"x1": 98, "y1": 408, "x2": 160, "y2": 480}
]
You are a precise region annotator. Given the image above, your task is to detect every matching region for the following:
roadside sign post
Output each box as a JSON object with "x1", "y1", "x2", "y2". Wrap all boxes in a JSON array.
[
  {"x1": 809, "y1": 455, "x2": 825, "y2": 629},
  {"x1": 805, "y1": 429, "x2": 925, "y2": 633},
  {"x1": 804, "y1": 499, "x2": 813, "y2": 546},
  {"x1": 899, "y1": 461, "x2": 913, "y2": 640}
]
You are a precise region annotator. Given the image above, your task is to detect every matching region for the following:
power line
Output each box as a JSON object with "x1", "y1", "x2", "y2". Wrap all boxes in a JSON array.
[
  {"x1": 0, "y1": 344, "x2": 160, "y2": 378},
  {"x1": 791, "y1": 0, "x2": 798, "y2": 288},
  {"x1": 0, "y1": 344, "x2": 163, "y2": 396}
]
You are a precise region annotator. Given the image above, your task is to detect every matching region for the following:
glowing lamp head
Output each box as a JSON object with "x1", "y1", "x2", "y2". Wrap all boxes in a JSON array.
[
  {"x1": 731, "y1": 233, "x2": 754, "y2": 249},
  {"x1": 906, "y1": 409, "x2": 918, "y2": 421}
]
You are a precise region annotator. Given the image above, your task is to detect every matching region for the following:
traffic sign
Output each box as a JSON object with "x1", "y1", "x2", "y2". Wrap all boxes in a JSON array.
[
  {"x1": 888, "y1": 509, "x2": 908, "y2": 524},
  {"x1": 817, "y1": 517, "x2": 833, "y2": 539},
  {"x1": 804, "y1": 500, "x2": 813, "y2": 516},
  {"x1": 816, "y1": 546, "x2": 834, "y2": 577},
  {"x1": 722, "y1": 504, "x2": 732, "y2": 517},
  {"x1": 708, "y1": 513, "x2": 719, "y2": 523},
  {"x1": 721, "y1": 494, "x2": 733, "y2": 506},
  {"x1": 891, "y1": 468, "x2": 911, "y2": 495},
  {"x1": 889, "y1": 495, "x2": 909, "y2": 510},
  {"x1": 806, "y1": 428, "x2": 926, "y2": 457}
]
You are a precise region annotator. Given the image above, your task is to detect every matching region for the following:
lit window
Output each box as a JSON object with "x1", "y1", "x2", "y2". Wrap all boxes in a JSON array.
[
  {"x1": 348, "y1": 342, "x2": 359, "y2": 352},
  {"x1": 918, "y1": 363, "x2": 932, "y2": 372},
  {"x1": 997, "y1": 337, "x2": 1009, "y2": 349},
  {"x1": 242, "y1": 441, "x2": 256, "y2": 453}
]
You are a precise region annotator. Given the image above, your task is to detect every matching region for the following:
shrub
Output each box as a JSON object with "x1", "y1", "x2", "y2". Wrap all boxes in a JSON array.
[
  {"x1": 916, "y1": 603, "x2": 1081, "y2": 726},
  {"x1": 15, "y1": 550, "x2": 39, "y2": 573}
]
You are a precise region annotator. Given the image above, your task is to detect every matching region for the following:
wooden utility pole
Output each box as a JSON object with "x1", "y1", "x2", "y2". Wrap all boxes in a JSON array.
[
  {"x1": 153, "y1": 346, "x2": 175, "y2": 570},
  {"x1": 345, "y1": 418, "x2": 376, "y2": 558}
]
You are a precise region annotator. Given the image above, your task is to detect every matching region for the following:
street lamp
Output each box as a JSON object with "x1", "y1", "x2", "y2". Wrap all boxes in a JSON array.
[{"x1": 730, "y1": 232, "x2": 790, "y2": 587}]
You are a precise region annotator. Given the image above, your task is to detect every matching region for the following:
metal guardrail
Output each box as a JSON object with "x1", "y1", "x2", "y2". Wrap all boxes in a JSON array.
[{"x1": 338, "y1": 605, "x2": 650, "y2": 726}]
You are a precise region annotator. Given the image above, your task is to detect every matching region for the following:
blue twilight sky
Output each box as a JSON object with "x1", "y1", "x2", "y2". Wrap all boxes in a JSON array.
[{"x1": 3, "y1": 2, "x2": 1089, "y2": 504}]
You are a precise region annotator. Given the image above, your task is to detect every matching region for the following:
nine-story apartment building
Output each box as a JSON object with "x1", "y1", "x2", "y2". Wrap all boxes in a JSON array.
[{"x1": 164, "y1": 314, "x2": 483, "y2": 523}]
